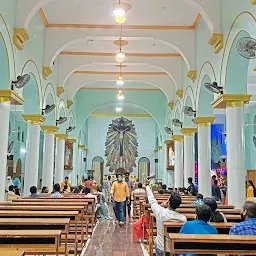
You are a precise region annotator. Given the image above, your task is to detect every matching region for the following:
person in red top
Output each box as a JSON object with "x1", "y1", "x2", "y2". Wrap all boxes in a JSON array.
[{"x1": 84, "y1": 177, "x2": 93, "y2": 188}]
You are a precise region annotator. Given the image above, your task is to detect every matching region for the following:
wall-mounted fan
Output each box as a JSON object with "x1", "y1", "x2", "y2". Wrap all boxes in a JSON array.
[
  {"x1": 42, "y1": 104, "x2": 56, "y2": 115},
  {"x1": 172, "y1": 118, "x2": 183, "y2": 128},
  {"x1": 237, "y1": 37, "x2": 256, "y2": 59},
  {"x1": 66, "y1": 126, "x2": 76, "y2": 133},
  {"x1": 204, "y1": 82, "x2": 223, "y2": 95},
  {"x1": 164, "y1": 127, "x2": 173, "y2": 135},
  {"x1": 56, "y1": 117, "x2": 67, "y2": 125},
  {"x1": 7, "y1": 141, "x2": 14, "y2": 155},
  {"x1": 183, "y1": 106, "x2": 196, "y2": 117},
  {"x1": 11, "y1": 74, "x2": 30, "y2": 90}
]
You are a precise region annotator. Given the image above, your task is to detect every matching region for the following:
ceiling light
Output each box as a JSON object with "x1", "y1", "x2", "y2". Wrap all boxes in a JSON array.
[
  {"x1": 112, "y1": 4, "x2": 127, "y2": 24},
  {"x1": 116, "y1": 106, "x2": 122, "y2": 112},
  {"x1": 117, "y1": 90, "x2": 124, "y2": 100},
  {"x1": 116, "y1": 77, "x2": 125, "y2": 86},
  {"x1": 116, "y1": 51, "x2": 126, "y2": 63}
]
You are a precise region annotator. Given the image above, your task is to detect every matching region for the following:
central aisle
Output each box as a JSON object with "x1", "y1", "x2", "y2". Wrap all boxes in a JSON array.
[{"x1": 83, "y1": 207, "x2": 147, "y2": 256}]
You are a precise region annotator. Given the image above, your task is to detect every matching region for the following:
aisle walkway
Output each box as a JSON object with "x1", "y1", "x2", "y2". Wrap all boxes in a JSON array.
[{"x1": 83, "y1": 207, "x2": 147, "y2": 256}]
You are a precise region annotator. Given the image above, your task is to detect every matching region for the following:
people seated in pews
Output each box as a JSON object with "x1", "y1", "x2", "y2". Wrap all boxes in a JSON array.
[
  {"x1": 62, "y1": 185, "x2": 69, "y2": 193},
  {"x1": 97, "y1": 188, "x2": 113, "y2": 220},
  {"x1": 84, "y1": 187, "x2": 100, "y2": 215},
  {"x1": 71, "y1": 188, "x2": 82, "y2": 198},
  {"x1": 158, "y1": 184, "x2": 169, "y2": 194},
  {"x1": 132, "y1": 209, "x2": 150, "y2": 242},
  {"x1": 212, "y1": 179, "x2": 221, "y2": 201},
  {"x1": 187, "y1": 177, "x2": 197, "y2": 196},
  {"x1": 192, "y1": 193, "x2": 204, "y2": 205},
  {"x1": 84, "y1": 177, "x2": 93, "y2": 189},
  {"x1": 29, "y1": 186, "x2": 40, "y2": 197},
  {"x1": 203, "y1": 197, "x2": 227, "y2": 222},
  {"x1": 179, "y1": 187, "x2": 189, "y2": 195},
  {"x1": 229, "y1": 200, "x2": 256, "y2": 235},
  {"x1": 50, "y1": 183, "x2": 64, "y2": 198},
  {"x1": 12, "y1": 173, "x2": 21, "y2": 189},
  {"x1": 41, "y1": 186, "x2": 49, "y2": 193},
  {"x1": 13, "y1": 186, "x2": 20, "y2": 196},
  {"x1": 5, "y1": 176, "x2": 13, "y2": 193},
  {"x1": 78, "y1": 185, "x2": 84, "y2": 193},
  {"x1": 179, "y1": 204, "x2": 218, "y2": 247},
  {"x1": 61, "y1": 177, "x2": 71, "y2": 192},
  {"x1": 7, "y1": 185, "x2": 20, "y2": 201},
  {"x1": 145, "y1": 177, "x2": 186, "y2": 256},
  {"x1": 132, "y1": 183, "x2": 146, "y2": 198}
]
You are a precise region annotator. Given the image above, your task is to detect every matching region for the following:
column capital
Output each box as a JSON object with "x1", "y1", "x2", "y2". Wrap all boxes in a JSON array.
[
  {"x1": 78, "y1": 144, "x2": 85, "y2": 149},
  {"x1": 22, "y1": 114, "x2": 46, "y2": 124},
  {"x1": 57, "y1": 87, "x2": 65, "y2": 97},
  {"x1": 55, "y1": 134, "x2": 67, "y2": 140},
  {"x1": 41, "y1": 125, "x2": 59, "y2": 134},
  {"x1": 0, "y1": 90, "x2": 24, "y2": 105},
  {"x1": 181, "y1": 128, "x2": 197, "y2": 136},
  {"x1": 168, "y1": 102, "x2": 174, "y2": 110},
  {"x1": 193, "y1": 117, "x2": 215, "y2": 127},
  {"x1": 164, "y1": 140, "x2": 173, "y2": 145},
  {"x1": 211, "y1": 94, "x2": 252, "y2": 109},
  {"x1": 84, "y1": 147, "x2": 88, "y2": 151},
  {"x1": 251, "y1": 0, "x2": 256, "y2": 5},
  {"x1": 172, "y1": 135, "x2": 184, "y2": 142},
  {"x1": 158, "y1": 146, "x2": 163, "y2": 150},
  {"x1": 67, "y1": 137, "x2": 76, "y2": 143}
]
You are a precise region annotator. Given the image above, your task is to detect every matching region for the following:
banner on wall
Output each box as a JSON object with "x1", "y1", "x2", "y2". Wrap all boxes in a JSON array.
[
  {"x1": 64, "y1": 140, "x2": 74, "y2": 170},
  {"x1": 166, "y1": 140, "x2": 175, "y2": 170}
]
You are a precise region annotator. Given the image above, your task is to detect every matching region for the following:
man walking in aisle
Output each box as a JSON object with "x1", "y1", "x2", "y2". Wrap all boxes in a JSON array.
[
  {"x1": 102, "y1": 175, "x2": 112, "y2": 203},
  {"x1": 111, "y1": 173, "x2": 130, "y2": 227},
  {"x1": 125, "y1": 172, "x2": 134, "y2": 219}
]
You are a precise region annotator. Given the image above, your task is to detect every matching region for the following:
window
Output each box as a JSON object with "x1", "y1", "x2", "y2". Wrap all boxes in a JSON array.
[
  {"x1": 22, "y1": 131, "x2": 25, "y2": 143},
  {"x1": 17, "y1": 127, "x2": 20, "y2": 141}
]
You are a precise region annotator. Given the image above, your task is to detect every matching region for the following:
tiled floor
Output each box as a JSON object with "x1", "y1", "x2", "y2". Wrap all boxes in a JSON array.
[{"x1": 83, "y1": 206, "x2": 145, "y2": 256}]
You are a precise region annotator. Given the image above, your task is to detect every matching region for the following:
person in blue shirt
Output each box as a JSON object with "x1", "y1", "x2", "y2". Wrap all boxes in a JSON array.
[
  {"x1": 192, "y1": 193, "x2": 204, "y2": 205},
  {"x1": 12, "y1": 173, "x2": 21, "y2": 188},
  {"x1": 29, "y1": 186, "x2": 41, "y2": 197},
  {"x1": 179, "y1": 204, "x2": 218, "y2": 256},
  {"x1": 229, "y1": 200, "x2": 256, "y2": 235}
]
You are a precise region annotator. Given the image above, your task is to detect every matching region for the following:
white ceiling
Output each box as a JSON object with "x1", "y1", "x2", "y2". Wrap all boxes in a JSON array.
[
  {"x1": 92, "y1": 102, "x2": 149, "y2": 114},
  {"x1": 44, "y1": 0, "x2": 198, "y2": 26}
]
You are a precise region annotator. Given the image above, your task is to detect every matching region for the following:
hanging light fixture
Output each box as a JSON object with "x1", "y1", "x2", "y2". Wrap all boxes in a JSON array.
[
  {"x1": 116, "y1": 64, "x2": 125, "y2": 86},
  {"x1": 116, "y1": 51, "x2": 126, "y2": 63},
  {"x1": 112, "y1": 1, "x2": 127, "y2": 24},
  {"x1": 117, "y1": 90, "x2": 124, "y2": 100},
  {"x1": 116, "y1": 106, "x2": 122, "y2": 112}
]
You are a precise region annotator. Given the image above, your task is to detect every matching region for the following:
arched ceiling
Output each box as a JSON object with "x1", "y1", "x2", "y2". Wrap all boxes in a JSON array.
[{"x1": 15, "y1": 0, "x2": 222, "y2": 102}]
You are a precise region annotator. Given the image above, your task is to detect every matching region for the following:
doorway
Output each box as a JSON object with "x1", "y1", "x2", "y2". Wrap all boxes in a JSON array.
[
  {"x1": 138, "y1": 157, "x2": 150, "y2": 183},
  {"x1": 92, "y1": 156, "x2": 104, "y2": 185}
]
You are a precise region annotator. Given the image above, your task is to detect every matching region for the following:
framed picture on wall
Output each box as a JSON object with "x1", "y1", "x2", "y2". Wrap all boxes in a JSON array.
[
  {"x1": 64, "y1": 140, "x2": 74, "y2": 170},
  {"x1": 166, "y1": 140, "x2": 175, "y2": 170}
]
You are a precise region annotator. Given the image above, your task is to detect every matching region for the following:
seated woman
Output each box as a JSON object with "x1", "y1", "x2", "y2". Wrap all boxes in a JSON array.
[
  {"x1": 71, "y1": 188, "x2": 82, "y2": 198},
  {"x1": 41, "y1": 186, "x2": 49, "y2": 193},
  {"x1": 132, "y1": 211, "x2": 150, "y2": 242},
  {"x1": 203, "y1": 197, "x2": 227, "y2": 222},
  {"x1": 192, "y1": 193, "x2": 204, "y2": 205},
  {"x1": 97, "y1": 189, "x2": 113, "y2": 220}
]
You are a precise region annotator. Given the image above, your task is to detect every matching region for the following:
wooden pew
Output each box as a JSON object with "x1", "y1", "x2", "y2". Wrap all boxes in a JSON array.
[
  {"x1": 176, "y1": 208, "x2": 241, "y2": 215},
  {"x1": 163, "y1": 222, "x2": 236, "y2": 255},
  {"x1": 0, "y1": 230, "x2": 63, "y2": 255},
  {"x1": 0, "y1": 210, "x2": 79, "y2": 255},
  {"x1": 0, "y1": 218, "x2": 69, "y2": 255},
  {"x1": 0, "y1": 249, "x2": 25, "y2": 256},
  {"x1": 179, "y1": 203, "x2": 233, "y2": 209},
  {"x1": 168, "y1": 234, "x2": 256, "y2": 255}
]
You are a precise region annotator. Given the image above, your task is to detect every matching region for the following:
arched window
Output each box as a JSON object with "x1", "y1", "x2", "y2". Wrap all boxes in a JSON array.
[
  {"x1": 17, "y1": 127, "x2": 21, "y2": 141},
  {"x1": 138, "y1": 157, "x2": 150, "y2": 182},
  {"x1": 22, "y1": 131, "x2": 25, "y2": 143},
  {"x1": 254, "y1": 115, "x2": 256, "y2": 134},
  {"x1": 92, "y1": 156, "x2": 104, "y2": 185}
]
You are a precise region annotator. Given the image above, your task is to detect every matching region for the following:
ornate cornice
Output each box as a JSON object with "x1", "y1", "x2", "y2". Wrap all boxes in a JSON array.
[
  {"x1": 78, "y1": 144, "x2": 85, "y2": 149},
  {"x1": 42, "y1": 67, "x2": 52, "y2": 80},
  {"x1": 22, "y1": 114, "x2": 46, "y2": 125},
  {"x1": 211, "y1": 94, "x2": 252, "y2": 109},
  {"x1": 67, "y1": 138, "x2": 76, "y2": 143},
  {"x1": 57, "y1": 87, "x2": 65, "y2": 97},
  {"x1": 41, "y1": 125, "x2": 59, "y2": 134},
  {"x1": 181, "y1": 128, "x2": 197, "y2": 136},
  {"x1": 172, "y1": 135, "x2": 184, "y2": 142},
  {"x1": 55, "y1": 134, "x2": 68, "y2": 140},
  {"x1": 251, "y1": 0, "x2": 256, "y2": 4},
  {"x1": 164, "y1": 140, "x2": 173, "y2": 145},
  {"x1": 67, "y1": 100, "x2": 73, "y2": 109},
  {"x1": 176, "y1": 89, "x2": 183, "y2": 99},
  {"x1": 13, "y1": 28, "x2": 29, "y2": 50},
  {"x1": 0, "y1": 90, "x2": 24, "y2": 105},
  {"x1": 208, "y1": 33, "x2": 223, "y2": 53},
  {"x1": 187, "y1": 70, "x2": 197, "y2": 82},
  {"x1": 168, "y1": 102, "x2": 174, "y2": 110},
  {"x1": 193, "y1": 117, "x2": 215, "y2": 127}
]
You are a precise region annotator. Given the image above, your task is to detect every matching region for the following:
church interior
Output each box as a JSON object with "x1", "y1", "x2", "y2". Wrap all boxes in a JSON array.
[{"x1": 0, "y1": 0, "x2": 256, "y2": 255}]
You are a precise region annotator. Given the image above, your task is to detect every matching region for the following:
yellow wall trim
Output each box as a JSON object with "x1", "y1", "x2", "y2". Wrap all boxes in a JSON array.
[
  {"x1": 208, "y1": 33, "x2": 223, "y2": 54},
  {"x1": 22, "y1": 114, "x2": 46, "y2": 125},
  {"x1": 57, "y1": 87, "x2": 65, "y2": 97},
  {"x1": 13, "y1": 28, "x2": 29, "y2": 50},
  {"x1": 176, "y1": 89, "x2": 183, "y2": 99},
  {"x1": 193, "y1": 117, "x2": 215, "y2": 127},
  {"x1": 67, "y1": 100, "x2": 73, "y2": 109},
  {"x1": 41, "y1": 125, "x2": 59, "y2": 134},
  {"x1": 181, "y1": 128, "x2": 197, "y2": 136},
  {"x1": 78, "y1": 144, "x2": 85, "y2": 149},
  {"x1": 168, "y1": 102, "x2": 174, "y2": 110},
  {"x1": 0, "y1": 90, "x2": 24, "y2": 105},
  {"x1": 172, "y1": 135, "x2": 184, "y2": 142},
  {"x1": 55, "y1": 134, "x2": 67, "y2": 140},
  {"x1": 67, "y1": 138, "x2": 76, "y2": 143},
  {"x1": 42, "y1": 67, "x2": 52, "y2": 80},
  {"x1": 187, "y1": 70, "x2": 197, "y2": 82}
]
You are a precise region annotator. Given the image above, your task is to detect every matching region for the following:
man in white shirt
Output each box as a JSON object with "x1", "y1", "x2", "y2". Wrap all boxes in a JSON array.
[
  {"x1": 84, "y1": 187, "x2": 100, "y2": 213},
  {"x1": 145, "y1": 178, "x2": 186, "y2": 256},
  {"x1": 132, "y1": 183, "x2": 146, "y2": 198}
]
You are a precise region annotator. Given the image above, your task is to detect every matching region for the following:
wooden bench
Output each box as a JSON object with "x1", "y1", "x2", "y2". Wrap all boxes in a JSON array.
[
  {"x1": 179, "y1": 203, "x2": 234, "y2": 209},
  {"x1": 0, "y1": 230, "x2": 63, "y2": 255},
  {"x1": 163, "y1": 222, "x2": 236, "y2": 255},
  {"x1": 0, "y1": 210, "x2": 79, "y2": 255},
  {"x1": 0, "y1": 248, "x2": 25, "y2": 256},
  {"x1": 176, "y1": 208, "x2": 241, "y2": 215},
  {"x1": 168, "y1": 234, "x2": 256, "y2": 255},
  {"x1": 0, "y1": 218, "x2": 69, "y2": 255}
]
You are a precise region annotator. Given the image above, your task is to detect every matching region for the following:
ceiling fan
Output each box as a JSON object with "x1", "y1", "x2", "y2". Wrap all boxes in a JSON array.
[
  {"x1": 204, "y1": 82, "x2": 223, "y2": 95},
  {"x1": 183, "y1": 106, "x2": 196, "y2": 117},
  {"x1": 172, "y1": 118, "x2": 183, "y2": 128},
  {"x1": 11, "y1": 74, "x2": 30, "y2": 90},
  {"x1": 237, "y1": 37, "x2": 256, "y2": 59},
  {"x1": 42, "y1": 104, "x2": 56, "y2": 115},
  {"x1": 56, "y1": 117, "x2": 68, "y2": 126}
]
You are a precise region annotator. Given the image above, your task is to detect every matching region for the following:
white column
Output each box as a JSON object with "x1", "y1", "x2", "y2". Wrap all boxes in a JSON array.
[
  {"x1": 172, "y1": 135, "x2": 184, "y2": 189},
  {"x1": 226, "y1": 102, "x2": 247, "y2": 208},
  {"x1": 55, "y1": 134, "x2": 67, "y2": 184},
  {"x1": 181, "y1": 128, "x2": 197, "y2": 187},
  {"x1": 0, "y1": 101, "x2": 10, "y2": 201},
  {"x1": 193, "y1": 117, "x2": 215, "y2": 198},
  {"x1": 41, "y1": 126, "x2": 58, "y2": 192},
  {"x1": 83, "y1": 148, "x2": 88, "y2": 179},
  {"x1": 23, "y1": 115, "x2": 45, "y2": 197},
  {"x1": 77, "y1": 144, "x2": 84, "y2": 179}
]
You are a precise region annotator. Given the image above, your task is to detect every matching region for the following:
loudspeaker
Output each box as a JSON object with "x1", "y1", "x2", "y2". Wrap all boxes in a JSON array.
[
  {"x1": 83, "y1": 158, "x2": 86, "y2": 162},
  {"x1": 155, "y1": 159, "x2": 158, "y2": 163}
]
